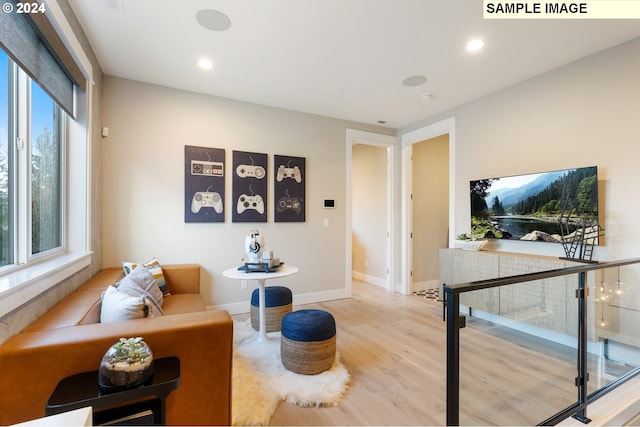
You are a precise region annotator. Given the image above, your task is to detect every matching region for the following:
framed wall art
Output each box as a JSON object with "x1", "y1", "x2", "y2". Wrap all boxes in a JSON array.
[
  {"x1": 232, "y1": 150, "x2": 268, "y2": 223},
  {"x1": 184, "y1": 145, "x2": 225, "y2": 223},
  {"x1": 274, "y1": 154, "x2": 305, "y2": 222}
]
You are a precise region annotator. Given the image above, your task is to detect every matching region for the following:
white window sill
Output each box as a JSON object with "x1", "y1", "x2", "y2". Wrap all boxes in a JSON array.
[{"x1": 0, "y1": 252, "x2": 92, "y2": 318}]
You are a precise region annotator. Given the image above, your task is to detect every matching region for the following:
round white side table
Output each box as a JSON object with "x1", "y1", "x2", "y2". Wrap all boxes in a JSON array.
[{"x1": 223, "y1": 264, "x2": 298, "y2": 356}]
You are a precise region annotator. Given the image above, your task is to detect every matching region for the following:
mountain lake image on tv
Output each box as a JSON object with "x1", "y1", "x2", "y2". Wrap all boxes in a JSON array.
[{"x1": 469, "y1": 166, "x2": 599, "y2": 244}]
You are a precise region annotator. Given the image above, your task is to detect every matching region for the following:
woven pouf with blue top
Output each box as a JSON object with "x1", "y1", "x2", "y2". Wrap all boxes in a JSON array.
[
  {"x1": 250, "y1": 286, "x2": 292, "y2": 332},
  {"x1": 280, "y1": 309, "x2": 336, "y2": 375}
]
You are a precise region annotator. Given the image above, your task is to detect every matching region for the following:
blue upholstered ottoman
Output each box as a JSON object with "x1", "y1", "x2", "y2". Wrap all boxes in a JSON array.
[
  {"x1": 250, "y1": 286, "x2": 292, "y2": 332},
  {"x1": 280, "y1": 309, "x2": 336, "y2": 375}
]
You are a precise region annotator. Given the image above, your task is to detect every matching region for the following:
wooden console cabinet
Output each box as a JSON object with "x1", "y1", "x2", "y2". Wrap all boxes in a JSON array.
[{"x1": 439, "y1": 248, "x2": 596, "y2": 339}]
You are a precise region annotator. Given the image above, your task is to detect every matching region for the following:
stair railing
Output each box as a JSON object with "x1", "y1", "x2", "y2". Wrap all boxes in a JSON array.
[{"x1": 444, "y1": 257, "x2": 640, "y2": 426}]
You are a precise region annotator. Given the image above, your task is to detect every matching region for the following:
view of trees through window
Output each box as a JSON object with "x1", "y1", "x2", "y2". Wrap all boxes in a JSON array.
[
  {"x1": 31, "y1": 80, "x2": 61, "y2": 255},
  {"x1": 1, "y1": 51, "x2": 9, "y2": 266},
  {"x1": 0, "y1": 48, "x2": 62, "y2": 267}
]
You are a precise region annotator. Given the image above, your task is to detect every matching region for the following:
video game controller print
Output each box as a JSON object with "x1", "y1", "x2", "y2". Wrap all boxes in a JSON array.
[
  {"x1": 191, "y1": 191, "x2": 223, "y2": 214},
  {"x1": 277, "y1": 197, "x2": 302, "y2": 214},
  {"x1": 276, "y1": 165, "x2": 302, "y2": 183},
  {"x1": 236, "y1": 164, "x2": 266, "y2": 179},
  {"x1": 237, "y1": 194, "x2": 264, "y2": 215}
]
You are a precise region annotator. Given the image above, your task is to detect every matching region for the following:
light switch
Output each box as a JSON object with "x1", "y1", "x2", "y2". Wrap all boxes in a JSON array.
[{"x1": 323, "y1": 218, "x2": 330, "y2": 227}]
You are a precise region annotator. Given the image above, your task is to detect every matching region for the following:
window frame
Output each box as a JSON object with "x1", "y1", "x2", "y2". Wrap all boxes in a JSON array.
[
  {"x1": 0, "y1": 2, "x2": 93, "y2": 319},
  {"x1": 27, "y1": 75, "x2": 66, "y2": 260},
  {"x1": 2, "y1": 54, "x2": 66, "y2": 270}
]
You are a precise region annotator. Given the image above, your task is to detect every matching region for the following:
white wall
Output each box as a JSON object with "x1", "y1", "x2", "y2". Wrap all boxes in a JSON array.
[
  {"x1": 401, "y1": 37, "x2": 640, "y2": 262},
  {"x1": 102, "y1": 76, "x2": 392, "y2": 313}
]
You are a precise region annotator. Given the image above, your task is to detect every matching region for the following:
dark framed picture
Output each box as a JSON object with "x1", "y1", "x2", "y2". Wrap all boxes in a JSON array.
[
  {"x1": 274, "y1": 154, "x2": 305, "y2": 222},
  {"x1": 185, "y1": 145, "x2": 225, "y2": 223},
  {"x1": 232, "y1": 150, "x2": 267, "y2": 222}
]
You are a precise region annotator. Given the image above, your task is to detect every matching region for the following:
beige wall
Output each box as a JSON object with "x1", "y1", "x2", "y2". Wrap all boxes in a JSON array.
[
  {"x1": 412, "y1": 134, "x2": 449, "y2": 289},
  {"x1": 102, "y1": 76, "x2": 392, "y2": 312},
  {"x1": 352, "y1": 144, "x2": 388, "y2": 285}
]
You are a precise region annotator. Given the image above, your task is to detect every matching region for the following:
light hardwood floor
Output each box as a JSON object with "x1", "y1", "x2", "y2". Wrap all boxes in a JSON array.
[{"x1": 233, "y1": 280, "x2": 626, "y2": 426}]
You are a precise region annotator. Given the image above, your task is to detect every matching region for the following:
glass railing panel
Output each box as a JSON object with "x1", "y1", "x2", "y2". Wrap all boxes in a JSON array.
[
  {"x1": 458, "y1": 276, "x2": 580, "y2": 425},
  {"x1": 589, "y1": 265, "x2": 640, "y2": 393},
  {"x1": 448, "y1": 259, "x2": 640, "y2": 425}
]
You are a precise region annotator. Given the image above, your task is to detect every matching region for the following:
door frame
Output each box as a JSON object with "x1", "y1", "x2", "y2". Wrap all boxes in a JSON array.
[
  {"x1": 400, "y1": 117, "x2": 456, "y2": 295},
  {"x1": 346, "y1": 129, "x2": 396, "y2": 294}
]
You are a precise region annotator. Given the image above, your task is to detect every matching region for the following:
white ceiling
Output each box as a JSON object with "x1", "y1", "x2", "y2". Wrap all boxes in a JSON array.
[{"x1": 67, "y1": 0, "x2": 640, "y2": 129}]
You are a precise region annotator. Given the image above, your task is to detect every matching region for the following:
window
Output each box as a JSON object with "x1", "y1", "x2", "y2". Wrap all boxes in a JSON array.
[
  {"x1": 31, "y1": 78, "x2": 62, "y2": 255},
  {"x1": 0, "y1": 1, "x2": 91, "y2": 319},
  {"x1": 1, "y1": 50, "x2": 9, "y2": 266},
  {"x1": 0, "y1": 47, "x2": 64, "y2": 269}
]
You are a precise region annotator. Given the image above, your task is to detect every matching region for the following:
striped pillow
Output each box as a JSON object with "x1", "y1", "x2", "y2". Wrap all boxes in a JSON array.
[{"x1": 122, "y1": 258, "x2": 168, "y2": 293}]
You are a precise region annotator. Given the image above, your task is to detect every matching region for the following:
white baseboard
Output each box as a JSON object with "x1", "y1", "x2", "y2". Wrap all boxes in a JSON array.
[
  {"x1": 210, "y1": 287, "x2": 349, "y2": 315},
  {"x1": 352, "y1": 271, "x2": 386, "y2": 288}
]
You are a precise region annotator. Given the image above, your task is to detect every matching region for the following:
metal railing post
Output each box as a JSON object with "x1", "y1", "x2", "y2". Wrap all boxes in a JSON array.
[
  {"x1": 573, "y1": 271, "x2": 591, "y2": 424},
  {"x1": 445, "y1": 286, "x2": 460, "y2": 426}
]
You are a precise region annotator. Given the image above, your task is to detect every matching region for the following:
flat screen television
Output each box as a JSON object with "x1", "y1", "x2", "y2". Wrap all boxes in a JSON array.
[{"x1": 469, "y1": 166, "x2": 599, "y2": 244}]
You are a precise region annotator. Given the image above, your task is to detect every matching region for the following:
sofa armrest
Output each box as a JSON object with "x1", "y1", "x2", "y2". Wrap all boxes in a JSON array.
[{"x1": 0, "y1": 309, "x2": 232, "y2": 426}]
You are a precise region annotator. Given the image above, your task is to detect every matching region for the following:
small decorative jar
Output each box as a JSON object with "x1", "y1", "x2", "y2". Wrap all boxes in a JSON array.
[{"x1": 98, "y1": 337, "x2": 154, "y2": 392}]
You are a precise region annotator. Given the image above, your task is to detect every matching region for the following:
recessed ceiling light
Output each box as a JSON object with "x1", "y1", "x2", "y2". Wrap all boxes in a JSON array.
[
  {"x1": 196, "y1": 9, "x2": 231, "y2": 32},
  {"x1": 198, "y1": 58, "x2": 214, "y2": 70},
  {"x1": 402, "y1": 75, "x2": 427, "y2": 87},
  {"x1": 466, "y1": 39, "x2": 485, "y2": 52}
]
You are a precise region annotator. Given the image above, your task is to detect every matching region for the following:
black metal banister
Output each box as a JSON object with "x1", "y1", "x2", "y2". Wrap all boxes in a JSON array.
[
  {"x1": 445, "y1": 257, "x2": 640, "y2": 294},
  {"x1": 444, "y1": 256, "x2": 640, "y2": 426}
]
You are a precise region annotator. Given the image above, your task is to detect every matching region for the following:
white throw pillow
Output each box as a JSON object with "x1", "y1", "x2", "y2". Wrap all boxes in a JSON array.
[{"x1": 100, "y1": 285, "x2": 149, "y2": 323}]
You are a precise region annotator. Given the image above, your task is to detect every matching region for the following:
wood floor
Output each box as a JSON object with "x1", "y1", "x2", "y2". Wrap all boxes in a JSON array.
[{"x1": 233, "y1": 280, "x2": 623, "y2": 426}]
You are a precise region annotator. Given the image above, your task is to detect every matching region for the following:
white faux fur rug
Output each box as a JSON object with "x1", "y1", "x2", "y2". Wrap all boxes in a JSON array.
[{"x1": 232, "y1": 319, "x2": 350, "y2": 426}]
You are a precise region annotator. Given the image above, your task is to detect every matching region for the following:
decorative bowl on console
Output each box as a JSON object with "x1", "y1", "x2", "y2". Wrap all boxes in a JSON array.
[
  {"x1": 98, "y1": 337, "x2": 153, "y2": 392},
  {"x1": 456, "y1": 239, "x2": 487, "y2": 251}
]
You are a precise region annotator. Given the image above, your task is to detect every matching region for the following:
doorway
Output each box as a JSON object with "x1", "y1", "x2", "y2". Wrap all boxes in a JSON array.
[
  {"x1": 401, "y1": 117, "x2": 456, "y2": 294},
  {"x1": 410, "y1": 135, "x2": 449, "y2": 293},
  {"x1": 346, "y1": 129, "x2": 396, "y2": 294}
]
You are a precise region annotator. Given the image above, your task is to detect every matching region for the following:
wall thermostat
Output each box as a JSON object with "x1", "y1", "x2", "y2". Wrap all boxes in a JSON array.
[{"x1": 323, "y1": 199, "x2": 335, "y2": 209}]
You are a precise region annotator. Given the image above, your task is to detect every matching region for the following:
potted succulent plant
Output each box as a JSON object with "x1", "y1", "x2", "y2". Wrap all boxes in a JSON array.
[
  {"x1": 455, "y1": 218, "x2": 493, "y2": 251},
  {"x1": 98, "y1": 337, "x2": 154, "y2": 392}
]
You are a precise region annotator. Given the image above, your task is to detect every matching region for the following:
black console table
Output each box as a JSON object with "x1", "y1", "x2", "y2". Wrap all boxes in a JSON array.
[{"x1": 46, "y1": 356, "x2": 180, "y2": 425}]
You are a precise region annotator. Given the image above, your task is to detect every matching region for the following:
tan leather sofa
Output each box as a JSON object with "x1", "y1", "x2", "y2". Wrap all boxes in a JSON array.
[{"x1": 0, "y1": 264, "x2": 233, "y2": 426}]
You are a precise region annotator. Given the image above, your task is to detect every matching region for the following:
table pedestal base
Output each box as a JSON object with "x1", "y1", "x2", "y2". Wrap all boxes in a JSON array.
[{"x1": 237, "y1": 334, "x2": 281, "y2": 358}]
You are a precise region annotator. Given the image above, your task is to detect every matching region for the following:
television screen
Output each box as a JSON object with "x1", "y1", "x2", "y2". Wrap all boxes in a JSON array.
[{"x1": 469, "y1": 166, "x2": 599, "y2": 244}]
